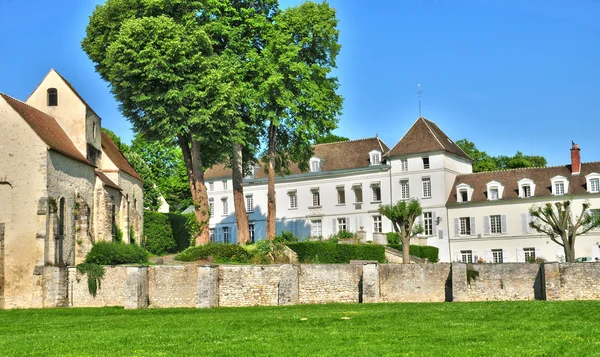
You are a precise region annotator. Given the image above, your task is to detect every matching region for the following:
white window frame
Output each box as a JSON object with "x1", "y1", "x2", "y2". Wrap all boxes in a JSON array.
[
  {"x1": 288, "y1": 190, "x2": 298, "y2": 209},
  {"x1": 461, "y1": 250, "x2": 473, "y2": 263},
  {"x1": 221, "y1": 198, "x2": 228, "y2": 216},
  {"x1": 490, "y1": 215, "x2": 502, "y2": 234},
  {"x1": 423, "y1": 212, "x2": 433, "y2": 236},
  {"x1": 337, "y1": 186, "x2": 345, "y2": 205},
  {"x1": 311, "y1": 189, "x2": 321, "y2": 207},
  {"x1": 551, "y1": 175, "x2": 569, "y2": 196},
  {"x1": 209, "y1": 182, "x2": 214, "y2": 192},
  {"x1": 248, "y1": 223, "x2": 255, "y2": 243},
  {"x1": 401, "y1": 159, "x2": 408, "y2": 172},
  {"x1": 311, "y1": 220, "x2": 322, "y2": 238},
  {"x1": 209, "y1": 228, "x2": 215, "y2": 242},
  {"x1": 222, "y1": 180, "x2": 228, "y2": 190},
  {"x1": 524, "y1": 247, "x2": 536, "y2": 261},
  {"x1": 486, "y1": 181, "x2": 504, "y2": 201},
  {"x1": 422, "y1": 157, "x2": 430, "y2": 169},
  {"x1": 460, "y1": 217, "x2": 471, "y2": 235},
  {"x1": 309, "y1": 157, "x2": 322, "y2": 172},
  {"x1": 373, "y1": 215, "x2": 382, "y2": 233},
  {"x1": 422, "y1": 177, "x2": 431, "y2": 198},
  {"x1": 456, "y1": 183, "x2": 473, "y2": 203},
  {"x1": 400, "y1": 179, "x2": 410, "y2": 199},
  {"x1": 223, "y1": 227, "x2": 230, "y2": 244},
  {"x1": 245, "y1": 195, "x2": 254, "y2": 213},
  {"x1": 337, "y1": 218, "x2": 347, "y2": 232},
  {"x1": 209, "y1": 197, "x2": 214, "y2": 217},
  {"x1": 492, "y1": 249, "x2": 503, "y2": 263},
  {"x1": 585, "y1": 173, "x2": 600, "y2": 193},
  {"x1": 353, "y1": 185, "x2": 363, "y2": 204},
  {"x1": 518, "y1": 178, "x2": 535, "y2": 198},
  {"x1": 369, "y1": 150, "x2": 382, "y2": 166},
  {"x1": 371, "y1": 183, "x2": 382, "y2": 202}
]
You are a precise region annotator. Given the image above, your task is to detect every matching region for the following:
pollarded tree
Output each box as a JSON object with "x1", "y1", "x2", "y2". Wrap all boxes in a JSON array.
[
  {"x1": 529, "y1": 200, "x2": 600, "y2": 263},
  {"x1": 379, "y1": 199, "x2": 424, "y2": 264}
]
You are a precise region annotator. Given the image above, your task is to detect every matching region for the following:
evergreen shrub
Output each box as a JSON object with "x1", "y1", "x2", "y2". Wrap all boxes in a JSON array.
[
  {"x1": 175, "y1": 243, "x2": 252, "y2": 263},
  {"x1": 286, "y1": 242, "x2": 385, "y2": 263},
  {"x1": 387, "y1": 244, "x2": 439, "y2": 262},
  {"x1": 143, "y1": 211, "x2": 176, "y2": 255},
  {"x1": 85, "y1": 241, "x2": 148, "y2": 265}
]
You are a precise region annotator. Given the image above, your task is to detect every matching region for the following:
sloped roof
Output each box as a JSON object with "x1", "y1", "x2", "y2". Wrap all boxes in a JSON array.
[
  {"x1": 386, "y1": 117, "x2": 471, "y2": 161},
  {"x1": 101, "y1": 131, "x2": 143, "y2": 181},
  {"x1": 1, "y1": 93, "x2": 94, "y2": 166},
  {"x1": 447, "y1": 162, "x2": 600, "y2": 204},
  {"x1": 96, "y1": 171, "x2": 122, "y2": 191},
  {"x1": 204, "y1": 137, "x2": 390, "y2": 180}
]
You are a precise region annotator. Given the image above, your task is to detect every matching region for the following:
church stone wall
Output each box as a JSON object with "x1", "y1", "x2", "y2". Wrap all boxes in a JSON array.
[{"x1": 117, "y1": 172, "x2": 143, "y2": 244}]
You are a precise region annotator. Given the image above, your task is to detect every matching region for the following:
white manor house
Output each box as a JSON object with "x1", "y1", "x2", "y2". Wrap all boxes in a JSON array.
[{"x1": 204, "y1": 117, "x2": 600, "y2": 263}]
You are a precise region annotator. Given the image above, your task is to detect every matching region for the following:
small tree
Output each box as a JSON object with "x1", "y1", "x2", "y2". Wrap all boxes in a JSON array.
[
  {"x1": 529, "y1": 200, "x2": 600, "y2": 263},
  {"x1": 379, "y1": 199, "x2": 424, "y2": 264}
]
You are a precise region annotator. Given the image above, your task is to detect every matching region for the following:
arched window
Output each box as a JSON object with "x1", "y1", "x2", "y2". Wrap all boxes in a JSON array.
[{"x1": 47, "y1": 88, "x2": 58, "y2": 106}]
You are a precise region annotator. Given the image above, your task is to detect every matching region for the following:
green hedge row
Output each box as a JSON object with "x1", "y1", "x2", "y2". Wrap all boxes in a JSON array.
[
  {"x1": 175, "y1": 243, "x2": 251, "y2": 263},
  {"x1": 387, "y1": 244, "x2": 439, "y2": 262},
  {"x1": 144, "y1": 211, "x2": 195, "y2": 255},
  {"x1": 286, "y1": 242, "x2": 386, "y2": 264},
  {"x1": 85, "y1": 241, "x2": 148, "y2": 265}
]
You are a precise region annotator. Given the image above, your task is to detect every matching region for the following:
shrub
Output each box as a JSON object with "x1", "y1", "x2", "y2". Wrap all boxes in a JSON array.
[
  {"x1": 286, "y1": 242, "x2": 385, "y2": 263},
  {"x1": 175, "y1": 243, "x2": 252, "y2": 263},
  {"x1": 386, "y1": 232, "x2": 400, "y2": 245},
  {"x1": 85, "y1": 241, "x2": 148, "y2": 265},
  {"x1": 387, "y1": 244, "x2": 439, "y2": 262},
  {"x1": 274, "y1": 230, "x2": 298, "y2": 243},
  {"x1": 336, "y1": 230, "x2": 354, "y2": 239},
  {"x1": 113, "y1": 224, "x2": 123, "y2": 243},
  {"x1": 143, "y1": 211, "x2": 176, "y2": 255},
  {"x1": 167, "y1": 213, "x2": 194, "y2": 252}
]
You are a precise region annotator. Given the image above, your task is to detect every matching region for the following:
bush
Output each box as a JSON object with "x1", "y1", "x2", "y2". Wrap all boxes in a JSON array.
[
  {"x1": 167, "y1": 213, "x2": 195, "y2": 252},
  {"x1": 85, "y1": 241, "x2": 148, "y2": 265},
  {"x1": 144, "y1": 211, "x2": 176, "y2": 255},
  {"x1": 286, "y1": 242, "x2": 385, "y2": 263},
  {"x1": 274, "y1": 230, "x2": 298, "y2": 243},
  {"x1": 175, "y1": 243, "x2": 252, "y2": 263},
  {"x1": 387, "y1": 244, "x2": 439, "y2": 262},
  {"x1": 336, "y1": 230, "x2": 354, "y2": 239},
  {"x1": 386, "y1": 232, "x2": 400, "y2": 245}
]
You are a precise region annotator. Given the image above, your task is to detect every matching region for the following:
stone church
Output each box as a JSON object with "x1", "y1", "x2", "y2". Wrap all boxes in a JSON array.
[{"x1": 0, "y1": 69, "x2": 143, "y2": 309}]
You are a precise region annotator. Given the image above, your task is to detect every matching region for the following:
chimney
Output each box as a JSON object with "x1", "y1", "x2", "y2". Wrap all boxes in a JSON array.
[{"x1": 571, "y1": 142, "x2": 581, "y2": 175}]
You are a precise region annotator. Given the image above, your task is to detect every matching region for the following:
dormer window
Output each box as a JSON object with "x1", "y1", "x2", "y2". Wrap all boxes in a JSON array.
[
  {"x1": 47, "y1": 88, "x2": 58, "y2": 106},
  {"x1": 422, "y1": 157, "x2": 430, "y2": 169},
  {"x1": 518, "y1": 178, "x2": 536, "y2": 198},
  {"x1": 485, "y1": 181, "x2": 504, "y2": 201},
  {"x1": 460, "y1": 190, "x2": 468, "y2": 202},
  {"x1": 456, "y1": 183, "x2": 473, "y2": 203},
  {"x1": 585, "y1": 173, "x2": 600, "y2": 193},
  {"x1": 551, "y1": 176, "x2": 569, "y2": 196},
  {"x1": 369, "y1": 150, "x2": 382, "y2": 166},
  {"x1": 310, "y1": 157, "x2": 322, "y2": 172}
]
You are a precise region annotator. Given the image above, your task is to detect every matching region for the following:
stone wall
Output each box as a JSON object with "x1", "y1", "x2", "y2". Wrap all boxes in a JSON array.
[
  {"x1": 148, "y1": 265, "x2": 198, "y2": 308},
  {"x1": 299, "y1": 264, "x2": 362, "y2": 304},
  {"x1": 379, "y1": 264, "x2": 451, "y2": 302},
  {"x1": 69, "y1": 266, "x2": 128, "y2": 307},
  {"x1": 219, "y1": 265, "x2": 284, "y2": 307},
  {"x1": 545, "y1": 263, "x2": 600, "y2": 301}
]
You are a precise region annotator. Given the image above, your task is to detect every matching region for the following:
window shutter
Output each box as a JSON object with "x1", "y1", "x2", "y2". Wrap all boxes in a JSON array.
[
  {"x1": 332, "y1": 218, "x2": 337, "y2": 234},
  {"x1": 454, "y1": 218, "x2": 460, "y2": 237},
  {"x1": 501, "y1": 215, "x2": 507, "y2": 234},
  {"x1": 521, "y1": 213, "x2": 528, "y2": 234},
  {"x1": 454, "y1": 250, "x2": 461, "y2": 262},
  {"x1": 535, "y1": 248, "x2": 542, "y2": 260},
  {"x1": 484, "y1": 216, "x2": 490, "y2": 235},
  {"x1": 485, "y1": 250, "x2": 492, "y2": 263},
  {"x1": 502, "y1": 249, "x2": 509, "y2": 262},
  {"x1": 438, "y1": 230, "x2": 444, "y2": 240},
  {"x1": 470, "y1": 217, "x2": 476, "y2": 235},
  {"x1": 472, "y1": 250, "x2": 478, "y2": 263},
  {"x1": 232, "y1": 225, "x2": 238, "y2": 244},
  {"x1": 527, "y1": 213, "x2": 534, "y2": 233},
  {"x1": 346, "y1": 217, "x2": 351, "y2": 231},
  {"x1": 432, "y1": 212, "x2": 437, "y2": 227},
  {"x1": 218, "y1": 227, "x2": 223, "y2": 243},
  {"x1": 516, "y1": 248, "x2": 525, "y2": 262}
]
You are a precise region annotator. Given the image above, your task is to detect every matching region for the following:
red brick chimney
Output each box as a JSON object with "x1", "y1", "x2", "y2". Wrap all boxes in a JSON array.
[{"x1": 571, "y1": 142, "x2": 581, "y2": 175}]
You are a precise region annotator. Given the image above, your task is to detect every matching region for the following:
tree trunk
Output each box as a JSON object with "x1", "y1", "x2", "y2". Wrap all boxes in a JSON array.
[
  {"x1": 266, "y1": 121, "x2": 277, "y2": 240},
  {"x1": 232, "y1": 143, "x2": 249, "y2": 245},
  {"x1": 177, "y1": 135, "x2": 210, "y2": 245},
  {"x1": 565, "y1": 235, "x2": 576, "y2": 263},
  {"x1": 401, "y1": 235, "x2": 411, "y2": 264}
]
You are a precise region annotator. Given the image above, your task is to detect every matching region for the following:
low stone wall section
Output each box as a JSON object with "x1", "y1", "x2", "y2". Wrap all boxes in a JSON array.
[
  {"x1": 69, "y1": 266, "x2": 127, "y2": 307},
  {"x1": 379, "y1": 264, "x2": 451, "y2": 303},
  {"x1": 148, "y1": 265, "x2": 198, "y2": 308},
  {"x1": 545, "y1": 263, "x2": 600, "y2": 301},
  {"x1": 219, "y1": 265, "x2": 283, "y2": 307},
  {"x1": 298, "y1": 264, "x2": 362, "y2": 304}
]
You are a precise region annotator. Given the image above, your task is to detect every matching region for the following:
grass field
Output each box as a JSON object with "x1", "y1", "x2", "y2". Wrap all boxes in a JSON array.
[{"x1": 1, "y1": 301, "x2": 599, "y2": 356}]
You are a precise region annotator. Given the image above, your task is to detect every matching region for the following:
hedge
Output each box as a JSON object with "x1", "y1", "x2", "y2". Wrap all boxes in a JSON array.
[
  {"x1": 387, "y1": 244, "x2": 439, "y2": 262},
  {"x1": 166, "y1": 213, "x2": 195, "y2": 252},
  {"x1": 175, "y1": 243, "x2": 252, "y2": 263},
  {"x1": 286, "y1": 242, "x2": 385, "y2": 263},
  {"x1": 144, "y1": 211, "x2": 176, "y2": 255},
  {"x1": 85, "y1": 241, "x2": 148, "y2": 265}
]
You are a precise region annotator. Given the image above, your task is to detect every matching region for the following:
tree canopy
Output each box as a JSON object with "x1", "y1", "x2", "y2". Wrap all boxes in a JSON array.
[
  {"x1": 456, "y1": 139, "x2": 547, "y2": 173},
  {"x1": 378, "y1": 199, "x2": 423, "y2": 263},
  {"x1": 314, "y1": 133, "x2": 349, "y2": 145}
]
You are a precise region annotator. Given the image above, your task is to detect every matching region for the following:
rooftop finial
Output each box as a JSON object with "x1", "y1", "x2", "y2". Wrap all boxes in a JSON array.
[{"x1": 417, "y1": 84, "x2": 422, "y2": 118}]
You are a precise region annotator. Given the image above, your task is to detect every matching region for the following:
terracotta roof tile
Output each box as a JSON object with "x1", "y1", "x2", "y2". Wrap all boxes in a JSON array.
[
  {"x1": 1, "y1": 93, "x2": 94, "y2": 166},
  {"x1": 101, "y1": 131, "x2": 143, "y2": 181},
  {"x1": 204, "y1": 137, "x2": 390, "y2": 180},
  {"x1": 96, "y1": 171, "x2": 122, "y2": 191},
  {"x1": 447, "y1": 162, "x2": 600, "y2": 204},
  {"x1": 386, "y1": 117, "x2": 471, "y2": 161}
]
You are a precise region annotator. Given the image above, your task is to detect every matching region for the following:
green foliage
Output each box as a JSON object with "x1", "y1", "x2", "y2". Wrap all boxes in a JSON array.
[
  {"x1": 314, "y1": 133, "x2": 349, "y2": 145},
  {"x1": 336, "y1": 230, "x2": 354, "y2": 239},
  {"x1": 286, "y1": 242, "x2": 385, "y2": 264},
  {"x1": 456, "y1": 139, "x2": 547, "y2": 173},
  {"x1": 466, "y1": 265, "x2": 480, "y2": 285},
  {"x1": 76, "y1": 263, "x2": 105, "y2": 297},
  {"x1": 274, "y1": 231, "x2": 298, "y2": 243},
  {"x1": 84, "y1": 241, "x2": 148, "y2": 266},
  {"x1": 166, "y1": 213, "x2": 194, "y2": 252},
  {"x1": 251, "y1": 240, "x2": 290, "y2": 264},
  {"x1": 175, "y1": 243, "x2": 251, "y2": 263},
  {"x1": 387, "y1": 244, "x2": 439, "y2": 262},
  {"x1": 379, "y1": 199, "x2": 423, "y2": 264},
  {"x1": 143, "y1": 211, "x2": 176, "y2": 255},
  {"x1": 386, "y1": 232, "x2": 400, "y2": 245},
  {"x1": 113, "y1": 224, "x2": 123, "y2": 243},
  {"x1": 129, "y1": 225, "x2": 135, "y2": 244}
]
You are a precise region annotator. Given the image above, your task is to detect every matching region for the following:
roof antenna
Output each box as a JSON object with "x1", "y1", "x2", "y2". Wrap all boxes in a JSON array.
[{"x1": 417, "y1": 84, "x2": 422, "y2": 118}]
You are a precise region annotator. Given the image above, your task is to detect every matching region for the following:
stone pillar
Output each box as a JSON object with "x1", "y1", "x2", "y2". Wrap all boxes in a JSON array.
[
  {"x1": 357, "y1": 230, "x2": 367, "y2": 244},
  {"x1": 125, "y1": 267, "x2": 148, "y2": 309},
  {"x1": 278, "y1": 264, "x2": 299, "y2": 306},
  {"x1": 43, "y1": 266, "x2": 68, "y2": 308},
  {"x1": 372, "y1": 232, "x2": 387, "y2": 245},
  {"x1": 197, "y1": 265, "x2": 218, "y2": 308},
  {"x1": 543, "y1": 262, "x2": 561, "y2": 301},
  {"x1": 361, "y1": 263, "x2": 380, "y2": 303},
  {"x1": 451, "y1": 263, "x2": 468, "y2": 302}
]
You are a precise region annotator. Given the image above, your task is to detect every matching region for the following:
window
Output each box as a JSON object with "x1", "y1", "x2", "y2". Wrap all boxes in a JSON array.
[
  {"x1": 249, "y1": 224, "x2": 255, "y2": 243},
  {"x1": 311, "y1": 189, "x2": 320, "y2": 207},
  {"x1": 518, "y1": 179, "x2": 536, "y2": 198},
  {"x1": 209, "y1": 198, "x2": 214, "y2": 217},
  {"x1": 288, "y1": 191, "x2": 297, "y2": 209},
  {"x1": 245, "y1": 195, "x2": 253, "y2": 212},
  {"x1": 492, "y1": 249, "x2": 503, "y2": 263},
  {"x1": 456, "y1": 183, "x2": 473, "y2": 203},
  {"x1": 373, "y1": 215, "x2": 382, "y2": 233},
  {"x1": 422, "y1": 157, "x2": 430, "y2": 169},
  {"x1": 460, "y1": 217, "x2": 471, "y2": 235},
  {"x1": 337, "y1": 187, "x2": 345, "y2": 205},
  {"x1": 423, "y1": 212, "x2": 433, "y2": 236},
  {"x1": 209, "y1": 182, "x2": 214, "y2": 192},
  {"x1": 524, "y1": 247, "x2": 536, "y2": 261},
  {"x1": 460, "y1": 190, "x2": 468, "y2": 202},
  {"x1": 489, "y1": 188, "x2": 499, "y2": 200},
  {"x1": 554, "y1": 182, "x2": 565, "y2": 195},
  {"x1": 461, "y1": 250, "x2": 473, "y2": 263},
  {"x1": 591, "y1": 179, "x2": 600, "y2": 193},
  {"x1": 47, "y1": 88, "x2": 58, "y2": 106},
  {"x1": 223, "y1": 227, "x2": 230, "y2": 244},
  {"x1": 222, "y1": 180, "x2": 228, "y2": 190},
  {"x1": 522, "y1": 185, "x2": 531, "y2": 198},
  {"x1": 337, "y1": 218, "x2": 347, "y2": 232},
  {"x1": 422, "y1": 177, "x2": 431, "y2": 198},
  {"x1": 551, "y1": 176, "x2": 568, "y2": 196},
  {"x1": 354, "y1": 188, "x2": 363, "y2": 203},
  {"x1": 209, "y1": 228, "x2": 215, "y2": 242},
  {"x1": 221, "y1": 198, "x2": 228, "y2": 216},
  {"x1": 401, "y1": 159, "x2": 408, "y2": 172},
  {"x1": 371, "y1": 152, "x2": 381, "y2": 165},
  {"x1": 490, "y1": 215, "x2": 502, "y2": 234},
  {"x1": 310, "y1": 158, "x2": 321, "y2": 172},
  {"x1": 400, "y1": 180, "x2": 410, "y2": 199},
  {"x1": 311, "y1": 220, "x2": 322, "y2": 237},
  {"x1": 372, "y1": 185, "x2": 381, "y2": 202}
]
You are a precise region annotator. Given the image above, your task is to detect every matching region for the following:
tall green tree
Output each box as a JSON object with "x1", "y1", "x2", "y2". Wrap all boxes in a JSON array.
[
  {"x1": 379, "y1": 199, "x2": 424, "y2": 264},
  {"x1": 315, "y1": 133, "x2": 349, "y2": 145},
  {"x1": 456, "y1": 139, "x2": 547, "y2": 173},
  {"x1": 455, "y1": 139, "x2": 498, "y2": 172},
  {"x1": 259, "y1": 2, "x2": 343, "y2": 239}
]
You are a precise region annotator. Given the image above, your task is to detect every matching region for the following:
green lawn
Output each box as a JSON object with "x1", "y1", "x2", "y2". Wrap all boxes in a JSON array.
[{"x1": 1, "y1": 301, "x2": 599, "y2": 356}]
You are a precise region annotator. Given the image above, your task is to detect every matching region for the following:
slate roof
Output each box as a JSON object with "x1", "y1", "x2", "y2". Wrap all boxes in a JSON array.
[
  {"x1": 386, "y1": 117, "x2": 472, "y2": 161},
  {"x1": 447, "y1": 162, "x2": 600, "y2": 204},
  {"x1": 95, "y1": 171, "x2": 122, "y2": 191},
  {"x1": 204, "y1": 137, "x2": 390, "y2": 180},
  {"x1": 1, "y1": 93, "x2": 94, "y2": 166},
  {"x1": 101, "y1": 131, "x2": 143, "y2": 182}
]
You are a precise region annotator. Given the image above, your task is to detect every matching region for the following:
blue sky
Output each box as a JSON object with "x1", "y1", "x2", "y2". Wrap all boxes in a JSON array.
[{"x1": 1, "y1": 0, "x2": 599, "y2": 166}]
